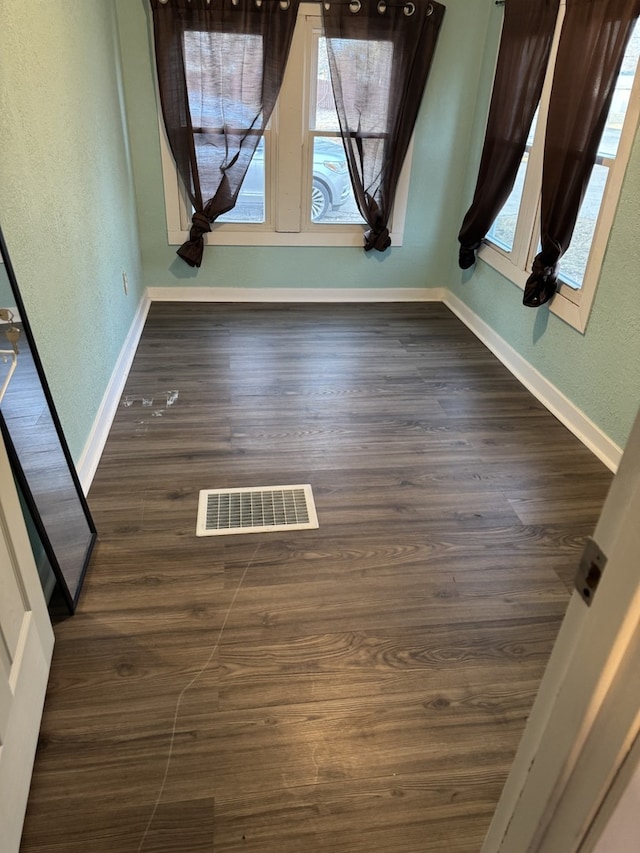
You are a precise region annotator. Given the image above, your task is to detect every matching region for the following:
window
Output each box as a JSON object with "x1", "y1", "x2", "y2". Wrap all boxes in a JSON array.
[
  {"x1": 480, "y1": 11, "x2": 640, "y2": 332},
  {"x1": 159, "y1": 3, "x2": 412, "y2": 249}
]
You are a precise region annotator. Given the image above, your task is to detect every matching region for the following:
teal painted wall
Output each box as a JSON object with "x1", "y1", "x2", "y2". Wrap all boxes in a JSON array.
[
  {"x1": 0, "y1": 0, "x2": 143, "y2": 461},
  {"x1": 115, "y1": 0, "x2": 492, "y2": 291},
  {"x1": 449, "y1": 7, "x2": 640, "y2": 449}
]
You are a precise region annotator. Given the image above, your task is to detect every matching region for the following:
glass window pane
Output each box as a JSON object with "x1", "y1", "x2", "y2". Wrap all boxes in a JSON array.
[
  {"x1": 314, "y1": 37, "x2": 393, "y2": 133},
  {"x1": 486, "y1": 152, "x2": 529, "y2": 252},
  {"x1": 314, "y1": 38, "x2": 340, "y2": 132},
  {"x1": 183, "y1": 32, "x2": 263, "y2": 126},
  {"x1": 525, "y1": 108, "x2": 538, "y2": 148},
  {"x1": 183, "y1": 30, "x2": 267, "y2": 224},
  {"x1": 559, "y1": 164, "x2": 608, "y2": 289},
  {"x1": 600, "y1": 21, "x2": 640, "y2": 159},
  {"x1": 486, "y1": 109, "x2": 538, "y2": 252},
  {"x1": 217, "y1": 138, "x2": 266, "y2": 224},
  {"x1": 310, "y1": 137, "x2": 362, "y2": 223}
]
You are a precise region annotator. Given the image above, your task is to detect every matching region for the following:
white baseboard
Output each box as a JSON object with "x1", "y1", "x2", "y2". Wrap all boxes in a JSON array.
[
  {"x1": 145, "y1": 286, "x2": 447, "y2": 303},
  {"x1": 444, "y1": 292, "x2": 622, "y2": 473},
  {"x1": 76, "y1": 294, "x2": 151, "y2": 494}
]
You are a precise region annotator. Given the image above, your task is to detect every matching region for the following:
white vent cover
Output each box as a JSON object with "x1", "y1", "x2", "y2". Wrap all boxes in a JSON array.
[{"x1": 196, "y1": 485, "x2": 318, "y2": 537}]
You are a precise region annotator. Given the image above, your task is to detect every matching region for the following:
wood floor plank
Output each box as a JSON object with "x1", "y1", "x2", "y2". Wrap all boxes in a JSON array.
[
  {"x1": 215, "y1": 769, "x2": 502, "y2": 853},
  {"x1": 20, "y1": 303, "x2": 611, "y2": 853}
]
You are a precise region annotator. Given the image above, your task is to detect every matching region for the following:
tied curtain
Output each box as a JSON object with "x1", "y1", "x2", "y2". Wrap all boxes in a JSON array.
[
  {"x1": 150, "y1": 0, "x2": 300, "y2": 268},
  {"x1": 457, "y1": 0, "x2": 559, "y2": 270},
  {"x1": 458, "y1": 0, "x2": 640, "y2": 308},
  {"x1": 321, "y1": 0, "x2": 445, "y2": 252},
  {"x1": 526, "y1": 0, "x2": 640, "y2": 306}
]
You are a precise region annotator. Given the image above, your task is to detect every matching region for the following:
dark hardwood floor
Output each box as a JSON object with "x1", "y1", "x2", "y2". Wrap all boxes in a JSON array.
[{"x1": 20, "y1": 303, "x2": 612, "y2": 852}]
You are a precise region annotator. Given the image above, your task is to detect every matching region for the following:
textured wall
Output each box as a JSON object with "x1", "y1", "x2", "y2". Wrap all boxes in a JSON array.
[
  {"x1": 115, "y1": 0, "x2": 492, "y2": 291},
  {"x1": 0, "y1": 0, "x2": 143, "y2": 461},
  {"x1": 449, "y1": 6, "x2": 640, "y2": 450}
]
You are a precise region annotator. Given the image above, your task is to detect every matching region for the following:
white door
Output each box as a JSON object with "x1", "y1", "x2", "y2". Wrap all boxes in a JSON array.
[
  {"x1": 482, "y1": 404, "x2": 640, "y2": 852},
  {"x1": 0, "y1": 429, "x2": 54, "y2": 853}
]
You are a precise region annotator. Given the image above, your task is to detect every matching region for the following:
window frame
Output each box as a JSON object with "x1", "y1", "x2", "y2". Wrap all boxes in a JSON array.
[
  {"x1": 158, "y1": 2, "x2": 412, "y2": 249},
  {"x1": 478, "y1": 4, "x2": 640, "y2": 333}
]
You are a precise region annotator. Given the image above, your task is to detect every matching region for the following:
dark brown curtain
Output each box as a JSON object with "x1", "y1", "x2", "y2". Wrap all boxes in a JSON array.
[
  {"x1": 151, "y1": 0, "x2": 300, "y2": 267},
  {"x1": 458, "y1": 0, "x2": 560, "y2": 270},
  {"x1": 524, "y1": 0, "x2": 640, "y2": 306},
  {"x1": 322, "y1": 0, "x2": 445, "y2": 252}
]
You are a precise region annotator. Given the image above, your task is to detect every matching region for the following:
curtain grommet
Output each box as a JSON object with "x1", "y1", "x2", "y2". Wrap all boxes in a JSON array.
[
  {"x1": 323, "y1": 1, "x2": 331, "y2": 8},
  {"x1": 279, "y1": 0, "x2": 290, "y2": 8},
  {"x1": 404, "y1": 2, "x2": 416, "y2": 16},
  {"x1": 377, "y1": 1, "x2": 387, "y2": 14},
  {"x1": 349, "y1": 0, "x2": 361, "y2": 13},
  {"x1": 425, "y1": 3, "x2": 433, "y2": 15},
  {"x1": 255, "y1": 0, "x2": 263, "y2": 7}
]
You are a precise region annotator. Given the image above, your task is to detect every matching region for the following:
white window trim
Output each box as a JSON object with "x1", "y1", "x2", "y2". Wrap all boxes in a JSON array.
[
  {"x1": 158, "y1": 2, "x2": 411, "y2": 249},
  {"x1": 478, "y1": 5, "x2": 640, "y2": 334}
]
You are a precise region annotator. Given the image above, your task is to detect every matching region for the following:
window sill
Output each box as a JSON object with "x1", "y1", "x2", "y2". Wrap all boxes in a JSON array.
[{"x1": 478, "y1": 242, "x2": 588, "y2": 334}]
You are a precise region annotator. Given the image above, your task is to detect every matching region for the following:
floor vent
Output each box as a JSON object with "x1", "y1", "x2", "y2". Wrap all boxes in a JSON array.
[{"x1": 196, "y1": 485, "x2": 318, "y2": 537}]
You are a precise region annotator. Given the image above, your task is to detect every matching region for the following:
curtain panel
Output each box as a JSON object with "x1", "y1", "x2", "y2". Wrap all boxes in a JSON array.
[
  {"x1": 459, "y1": 0, "x2": 640, "y2": 308},
  {"x1": 457, "y1": 0, "x2": 560, "y2": 270},
  {"x1": 322, "y1": 0, "x2": 445, "y2": 252},
  {"x1": 150, "y1": 0, "x2": 300, "y2": 267},
  {"x1": 524, "y1": 0, "x2": 640, "y2": 306}
]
